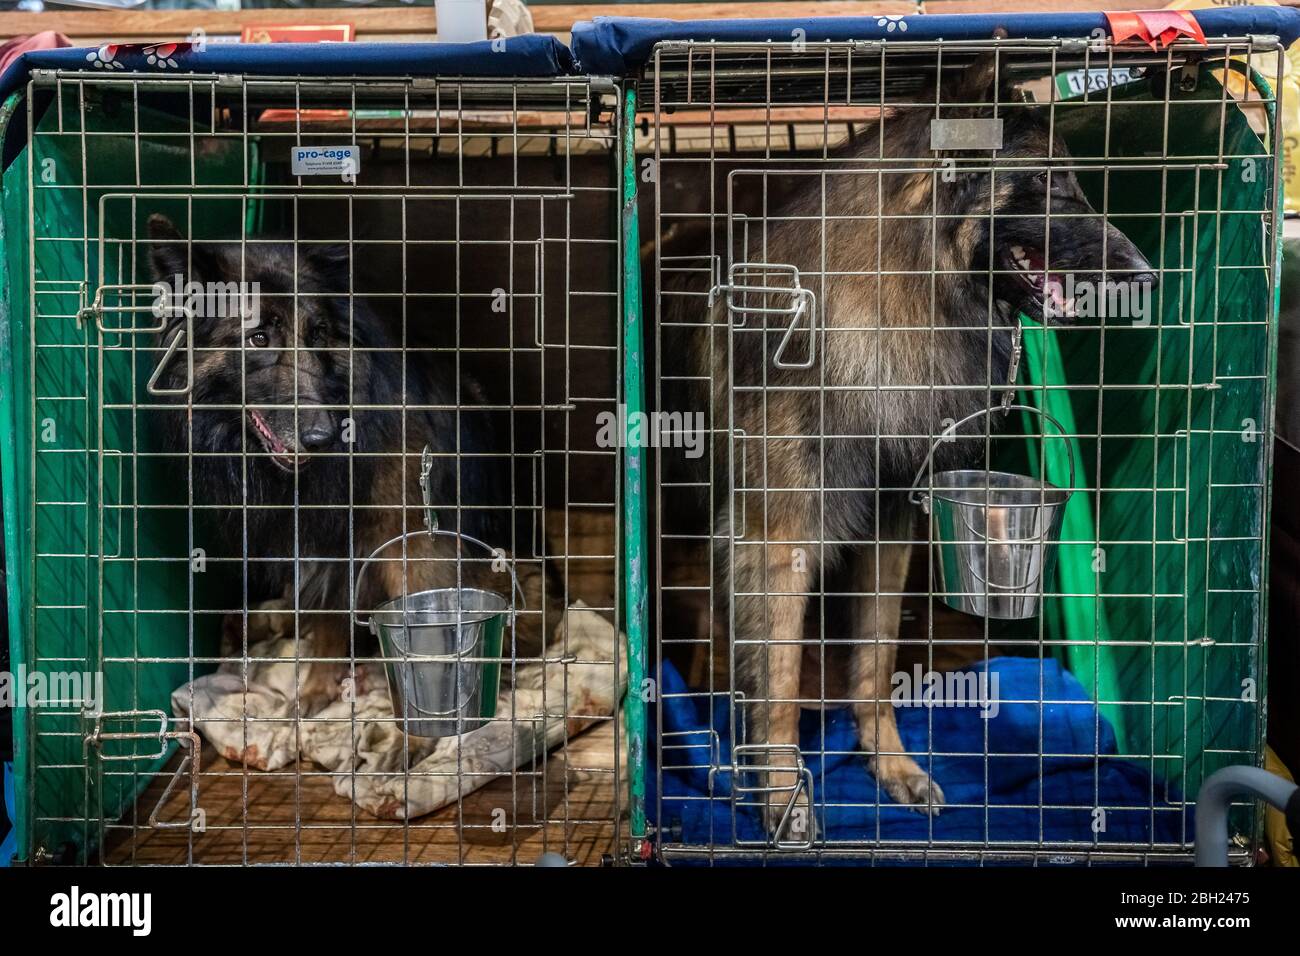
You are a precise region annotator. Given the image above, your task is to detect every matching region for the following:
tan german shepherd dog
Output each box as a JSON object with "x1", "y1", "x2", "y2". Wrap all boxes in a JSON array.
[{"x1": 671, "y1": 56, "x2": 1155, "y2": 839}]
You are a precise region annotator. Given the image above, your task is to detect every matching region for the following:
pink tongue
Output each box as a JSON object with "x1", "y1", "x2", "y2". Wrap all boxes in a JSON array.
[
  {"x1": 250, "y1": 410, "x2": 289, "y2": 454},
  {"x1": 1046, "y1": 274, "x2": 1072, "y2": 315}
]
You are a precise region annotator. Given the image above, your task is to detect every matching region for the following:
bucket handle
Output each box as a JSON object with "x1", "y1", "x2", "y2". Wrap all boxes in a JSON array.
[
  {"x1": 908, "y1": 404, "x2": 1075, "y2": 512},
  {"x1": 966, "y1": 543, "x2": 1049, "y2": 592},
  {"x1": 956, "y1": 507, "x2": 1051, "y2": 548},
  {"x1": 351, "y1": 528, "x2": 525, "y2": 630}
]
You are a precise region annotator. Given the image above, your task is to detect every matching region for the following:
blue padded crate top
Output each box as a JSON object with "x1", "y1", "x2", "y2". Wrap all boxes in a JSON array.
[
  {"x1": 0, "y1": 35, "x2": 575, "y2": 101},
  {"x1": 570, "y1": 9, "x2": 1300, "y2": 75}
]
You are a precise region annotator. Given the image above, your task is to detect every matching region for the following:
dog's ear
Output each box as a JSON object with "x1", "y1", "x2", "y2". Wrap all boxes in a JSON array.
[
  {"x1": 937, "y1": 53, "x2": 1021, "y2": 108},
  {"x1": 302, "y1": 243, "x2": 352, "y2": 294},
  {"x1": 147, "y1": 214, "x2": 199, "y2": 284}
]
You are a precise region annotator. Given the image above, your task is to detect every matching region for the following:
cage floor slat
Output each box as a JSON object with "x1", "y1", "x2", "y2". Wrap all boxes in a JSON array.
[{"x1": 100, "y1": 721, "x2": 621, "y2": 866}]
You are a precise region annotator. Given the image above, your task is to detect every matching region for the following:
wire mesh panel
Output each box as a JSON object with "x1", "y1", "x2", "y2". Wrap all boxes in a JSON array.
[
  {"x1": 644, "y1": 37, "x2": 1281, "y2": 863},
  {"x1": 15, "y1": 70, "x2": 625, "y2": 865}
]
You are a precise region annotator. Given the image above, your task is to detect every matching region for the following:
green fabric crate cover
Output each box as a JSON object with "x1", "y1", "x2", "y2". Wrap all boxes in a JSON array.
[{"x1": 1013, "y1": 67, "x2": 1270, "y2": 796}]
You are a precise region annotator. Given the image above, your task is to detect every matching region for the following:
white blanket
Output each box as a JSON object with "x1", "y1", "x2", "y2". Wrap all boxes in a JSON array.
[{"x1": 172, "y1": 601, "x2": 625, "y2": 820}]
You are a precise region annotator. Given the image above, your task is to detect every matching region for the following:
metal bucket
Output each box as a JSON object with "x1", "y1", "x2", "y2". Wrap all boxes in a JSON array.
[
  {"x1": 369, "y1": 586, "x2": 508, "y2": 738},
  {"x1": 911, "y1": 405, "x2": 1074, "y2": 620},
  {"x1": 353, "y1": 448, "x2": 523, "y2": 739}
]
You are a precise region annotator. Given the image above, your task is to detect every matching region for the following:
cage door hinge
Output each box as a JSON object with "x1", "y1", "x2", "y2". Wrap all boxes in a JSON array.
[
  {"x1": 713, "y1": 262, "x2": 819, "y2": 370},
  {"x1": 86, "y1": 709, "x2": 205, "y2": 833},
  {"x1": 1248, "y1": 34, "x2": 1283, "y2": 52}
]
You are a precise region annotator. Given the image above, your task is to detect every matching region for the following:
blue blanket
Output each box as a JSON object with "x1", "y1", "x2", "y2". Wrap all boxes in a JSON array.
[{"x1": 650, "y1": 656, "x2": 1191, "y2": 852}]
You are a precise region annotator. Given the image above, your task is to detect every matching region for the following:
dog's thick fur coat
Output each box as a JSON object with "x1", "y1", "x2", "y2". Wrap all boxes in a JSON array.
[
  {"x1": 668, "y1": 57, "x2": 1155, "y2": 837},
  {"x1": 148, "y1": 214, "x2": 557, "y2": 710}
]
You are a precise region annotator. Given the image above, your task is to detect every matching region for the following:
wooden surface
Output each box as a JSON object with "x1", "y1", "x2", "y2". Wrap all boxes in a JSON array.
[
  {"x1": 102, "y1": 719, "x2": 622, "y2": 865},
  {"x1": 0, "y1": 2, "x2": 1180, "y2": 46}
]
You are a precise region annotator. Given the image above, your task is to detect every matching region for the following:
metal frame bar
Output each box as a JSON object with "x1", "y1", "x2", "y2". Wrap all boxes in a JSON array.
[
  {"x1": 17, "y1": 71, "x2": 628, "y2": 866},
  {"x1": 644, "y1": 35, "x2": 1283, "y2": 865}
]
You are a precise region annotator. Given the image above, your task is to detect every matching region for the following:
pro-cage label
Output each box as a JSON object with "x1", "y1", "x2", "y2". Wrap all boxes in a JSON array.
[{"x1": 291, "y1": 145, "x2": 359, "y2": 177}]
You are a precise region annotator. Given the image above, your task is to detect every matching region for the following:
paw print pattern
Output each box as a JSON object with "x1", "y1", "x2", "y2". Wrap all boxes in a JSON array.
[
  {"x1": 143, "y1": 43, "x2": 181, "y2": 70},
  {"x1": 85, "y1": 45, "x2": 125, "y2": 70},
  {"x1": 83, "y1": 41, "x2": 190, "y2": 72},
  {"x1": 877, "y1": 16, "x2": 908, "y2": 33}
]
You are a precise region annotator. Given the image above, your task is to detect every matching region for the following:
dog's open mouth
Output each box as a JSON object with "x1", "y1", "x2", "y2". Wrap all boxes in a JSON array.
[
  {"x1": 1006, "y1": 244, "x2": 1076, "y2": 318},
  {"x1": 247, "y1": 409, "x2": 304, "y2": 473}
]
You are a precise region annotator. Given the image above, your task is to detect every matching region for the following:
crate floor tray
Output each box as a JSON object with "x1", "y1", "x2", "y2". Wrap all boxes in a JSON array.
[{"x1": 102, "y1": 721, "x2": 620, "y2": 866}]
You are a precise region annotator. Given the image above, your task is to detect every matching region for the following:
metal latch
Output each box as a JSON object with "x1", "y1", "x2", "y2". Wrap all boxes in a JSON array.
[
  {"x1": 712, "y1": 742, "x2": 816, "y2": 850},
  {"x1": 86, "y1": 709, "x2": 204, "y2": 832},
  {"x1": 79, "y1": 283, "x2": 195, "y2": 396},
  {"x1": 712, "y1": 262, "x2": 819, "y2": 370}
]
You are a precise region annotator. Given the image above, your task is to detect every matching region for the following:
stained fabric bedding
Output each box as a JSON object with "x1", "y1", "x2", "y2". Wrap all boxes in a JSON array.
[{"x1": 172, "y1": 601, "x2": 625, "y2": 821}]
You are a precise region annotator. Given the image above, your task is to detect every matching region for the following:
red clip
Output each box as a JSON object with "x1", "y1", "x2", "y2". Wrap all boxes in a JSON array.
[{"x1": 1105, "y1": 10, "x2": 1207, "y2": 50}]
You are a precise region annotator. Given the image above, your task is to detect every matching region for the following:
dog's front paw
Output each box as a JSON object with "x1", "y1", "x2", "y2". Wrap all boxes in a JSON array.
[
  {"x1": 762, "y1": 790, "x2": 817, "y2": 845},
  {"x1": 871, "y1": 754, "x2": 945, "y2": 816},
  {"x1": 297, "y1": 661, "x2": 348, "y2": 712}
]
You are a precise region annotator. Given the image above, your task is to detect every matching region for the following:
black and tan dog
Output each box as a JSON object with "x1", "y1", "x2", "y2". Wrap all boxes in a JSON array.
[
  {"x1": 147, "y1": 214, "x2": 557, "y2": 712},
  {"x1": 669, "y1": 57, "x2": 1156, "y2": 837}
]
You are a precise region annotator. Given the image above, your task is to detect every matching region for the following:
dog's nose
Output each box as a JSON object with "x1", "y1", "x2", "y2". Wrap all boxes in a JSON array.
[{"x1": 299, "y1": 423, "x2": 335, "y2": 451}]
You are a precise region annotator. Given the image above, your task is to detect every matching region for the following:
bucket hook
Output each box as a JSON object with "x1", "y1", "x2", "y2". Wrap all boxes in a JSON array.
[
  {"x1": 908, "y1": 404, "x2": 1076, "y2": 513},
  {"x1": 419, "y1": 445, "x2": 438, "y2": 536},
  {"x1": 352, "y1": 445, "x2": 524, "y2": 628}
]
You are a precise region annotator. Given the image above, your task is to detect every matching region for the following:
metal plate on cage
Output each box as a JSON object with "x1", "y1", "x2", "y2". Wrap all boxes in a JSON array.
[{"x1": 930, "y1": 118, "x2": 1003, "y2": 151}]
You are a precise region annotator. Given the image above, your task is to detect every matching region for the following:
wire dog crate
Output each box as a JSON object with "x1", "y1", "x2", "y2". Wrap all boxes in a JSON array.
[
  {"x1": 0, "y1": 46, "x2": 629, "y2": 866},
  {"x1": 639, "y1": 25, "x2": 1284, "y2": 864}
]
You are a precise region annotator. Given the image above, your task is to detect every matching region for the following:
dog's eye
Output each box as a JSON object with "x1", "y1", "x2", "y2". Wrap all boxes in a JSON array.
[
  {"x1": 1034, "y1": 170, "x2": 1050, "y2": 186},
  {"x1": 247, "y1": 330, "x2": 269, "y2": 348}
]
